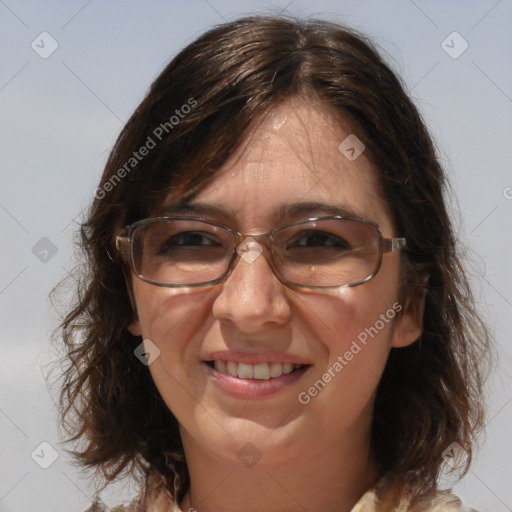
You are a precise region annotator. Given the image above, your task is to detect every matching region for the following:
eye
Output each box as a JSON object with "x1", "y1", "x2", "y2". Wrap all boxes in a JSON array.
[
  {"x1": 287, "y1": 230, "x2": 350, "y2": 249},
  {"x1": 159, "y1": 231, "x2": 222, "y2": 253}
]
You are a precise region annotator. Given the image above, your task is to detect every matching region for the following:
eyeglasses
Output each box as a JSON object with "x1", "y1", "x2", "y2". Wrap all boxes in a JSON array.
[{"x1": 115, "y1": 215, "x2": 406, "y2": 289}]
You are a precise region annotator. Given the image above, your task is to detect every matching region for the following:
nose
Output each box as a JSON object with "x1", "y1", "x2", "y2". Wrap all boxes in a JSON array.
[{"x1": 212, "y1": 240, "x2": 291, "y2": 333}]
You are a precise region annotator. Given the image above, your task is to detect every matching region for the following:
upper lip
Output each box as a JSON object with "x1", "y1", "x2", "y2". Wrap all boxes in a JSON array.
[{"x1": 203, "y1": 350, "x2": 312, "y2": 366}]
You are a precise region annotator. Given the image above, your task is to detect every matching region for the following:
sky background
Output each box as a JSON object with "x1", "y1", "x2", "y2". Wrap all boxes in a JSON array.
[{"x1": 0, "y1": 1, "x2": 511, "y2": 511}]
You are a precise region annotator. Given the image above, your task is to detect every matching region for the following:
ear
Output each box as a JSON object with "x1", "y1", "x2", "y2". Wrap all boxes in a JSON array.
[
  {"x1": 391, "y1": 291, "x2": 426, "y2": 348},
  {"x1": 128, "y1": 316, "x2": 142, "y2": 337},
  {"x1": 122, "y1": 268, "x2": 142, "y2": 336}
]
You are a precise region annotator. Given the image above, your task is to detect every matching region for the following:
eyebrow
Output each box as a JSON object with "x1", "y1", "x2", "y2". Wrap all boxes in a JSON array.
[
  {"x1": 277, "y1": 201, "x2": 363, "y2": 219},
  {"x1": 160, "y1": 200, "x2": 365, "y2": 222}
]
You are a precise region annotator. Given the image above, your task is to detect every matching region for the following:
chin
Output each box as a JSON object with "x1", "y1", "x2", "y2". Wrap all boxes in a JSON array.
[{"x1": 188, "y1": 412, "x2": 310, "y2": 469}]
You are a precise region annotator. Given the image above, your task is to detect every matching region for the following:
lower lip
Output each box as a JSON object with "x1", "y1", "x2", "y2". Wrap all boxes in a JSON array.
[{"x1": 203, "y1": 363, "x2": 311, "y2": 399}]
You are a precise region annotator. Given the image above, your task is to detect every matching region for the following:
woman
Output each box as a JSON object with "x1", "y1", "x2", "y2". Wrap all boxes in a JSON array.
[{"x1": 57, "y1": 15, "x2": 491, "y2": 512}]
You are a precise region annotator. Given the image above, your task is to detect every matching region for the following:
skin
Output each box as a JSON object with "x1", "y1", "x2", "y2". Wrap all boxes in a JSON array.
[{"x1": 129, "y1": 97, "x2": 423, "y2": 512}]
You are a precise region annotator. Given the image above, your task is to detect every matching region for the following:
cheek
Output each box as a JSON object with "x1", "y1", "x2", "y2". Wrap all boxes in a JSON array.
[
  {"x1": 293, "y1": 260, "x2": 402, "y2": 381},
  {"x1": 297, "y1": 286, "x2": 396, "y2": 346},
  {"x1": 132, "y1": 283, "x2": 217, "y2": 363},
  {"x1": 132, "y1": 286, "x2": 219, "y2": 423},
  {"x1": 294, "y1": 286, "x2": 401, "y2": 423}
]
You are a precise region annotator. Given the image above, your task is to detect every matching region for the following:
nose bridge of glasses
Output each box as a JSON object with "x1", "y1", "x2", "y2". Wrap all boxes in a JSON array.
[
  {"x1": 229, "y1": 232, "x2": 279, "y2": 275},
  {"x1": 233, "y1": 231, "x2": 272, "y2": 251}
]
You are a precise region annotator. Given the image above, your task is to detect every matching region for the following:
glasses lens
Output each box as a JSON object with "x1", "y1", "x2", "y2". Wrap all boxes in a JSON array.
[
  {"x1": 273, "y1": 218, "x2": 381, "y2": 287},
  {"x1": 132, "y1": 219, "x2": 233, "y2": 285}
]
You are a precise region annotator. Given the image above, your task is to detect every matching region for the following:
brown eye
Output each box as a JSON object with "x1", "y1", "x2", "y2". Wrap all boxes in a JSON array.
[
  {"x1": 160, "y1": 231, "x2": 221, "y2": 250},
  {"x1": 287, "y1": 230, "x2": 350, "y2": 249}
]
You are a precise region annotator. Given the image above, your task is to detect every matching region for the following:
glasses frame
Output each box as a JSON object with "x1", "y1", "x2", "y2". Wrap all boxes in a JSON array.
[{"x1": 115, "y1": 215, "x2": 406, "y2": 289}]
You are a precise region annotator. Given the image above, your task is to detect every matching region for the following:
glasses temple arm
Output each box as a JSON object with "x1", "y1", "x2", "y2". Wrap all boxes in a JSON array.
[
  {"x1": 382, "y1": 237, "x2": 406, "y2": 253},
  {"x1": 116, "y1": 235, "x2": 129, "y2": 251}
]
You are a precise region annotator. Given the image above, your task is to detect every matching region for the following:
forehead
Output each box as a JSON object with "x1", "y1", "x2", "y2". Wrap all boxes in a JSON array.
[{"x1": 165, "y1": 97, "x2": 393, "y2": 233}]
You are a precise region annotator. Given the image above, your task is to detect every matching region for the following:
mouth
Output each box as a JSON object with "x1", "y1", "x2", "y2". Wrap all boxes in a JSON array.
[
  {"x1": 202, "y1": 351, "x2": 313, "y2": 399},
  {"x1": 204, "y1": 360, "x2": 308, "y2": 380}
]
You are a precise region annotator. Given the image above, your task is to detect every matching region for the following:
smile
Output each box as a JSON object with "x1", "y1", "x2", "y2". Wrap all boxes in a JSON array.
[
  {"x1": 203, "y1": 359, "x2": 311, "y2": 399},
  {"x1": 206, "y1": 360, "x2": 306, "y2": 379}
]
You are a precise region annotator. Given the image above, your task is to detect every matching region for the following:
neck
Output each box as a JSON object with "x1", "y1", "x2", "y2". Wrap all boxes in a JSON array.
[{"x1": 179, "y1": 424, "x2": 377, "y2": 512}]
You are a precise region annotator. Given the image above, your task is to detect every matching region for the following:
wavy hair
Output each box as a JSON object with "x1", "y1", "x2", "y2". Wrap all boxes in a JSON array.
[{"x1": 54, "y1": 15, "x2": 492, "y2": 509}]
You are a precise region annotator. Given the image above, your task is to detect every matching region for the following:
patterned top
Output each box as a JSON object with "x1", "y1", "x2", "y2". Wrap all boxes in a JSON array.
[{"x1": 85, "y1": 472, "x2": 475, "y2": 512}]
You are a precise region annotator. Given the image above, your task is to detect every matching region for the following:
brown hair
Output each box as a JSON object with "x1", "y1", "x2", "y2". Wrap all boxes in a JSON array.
[{"x1": 54, "y1": 15, "x2": 492, "y2": 508}]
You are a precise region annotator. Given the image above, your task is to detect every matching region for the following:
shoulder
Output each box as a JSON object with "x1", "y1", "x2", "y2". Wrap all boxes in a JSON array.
[
  {"x1": 352, "y1": 487, "x2": 478, "y2": 512},
  {"x1": 84, "y1": 500, "x2": 141, "y2": 512},
  {"x1": 83, "y1": 470, "x2": 177, "y2": 512},
  {"x1": 83, "y1": 499, "x2": 178, "y2": 512},
  {"x1": 415, "y1": 490, "x2": 477, "y2": 512}
]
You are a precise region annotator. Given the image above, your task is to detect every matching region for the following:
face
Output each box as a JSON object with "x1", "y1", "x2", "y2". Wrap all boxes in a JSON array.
[{"x1": 128, "y1": 97, "x2": 422, "y2": 470}]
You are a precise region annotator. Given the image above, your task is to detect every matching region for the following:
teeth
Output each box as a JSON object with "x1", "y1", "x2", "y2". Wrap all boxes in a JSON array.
[
  {"x1": 253, "y1": 363, "x2": 270, "y2": 380},
  {"x1": 237, "y1": 363, "x2": 253, "y2": 379},
  {"x1": 211, "y1": 360, "x2": 305, "y2": 379},
  {"x1": 282, "y1": 363, "x2": 293, "y2": 374},
  {"x1": 269, "y1": 362, "x2": 283, "y2": 377},
  {"x1": 216, "y1": 360, "x2": 226, "y2": 373},
  {"x1": 227, "y1": 360, "x2": 238, "y2": 377}
]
